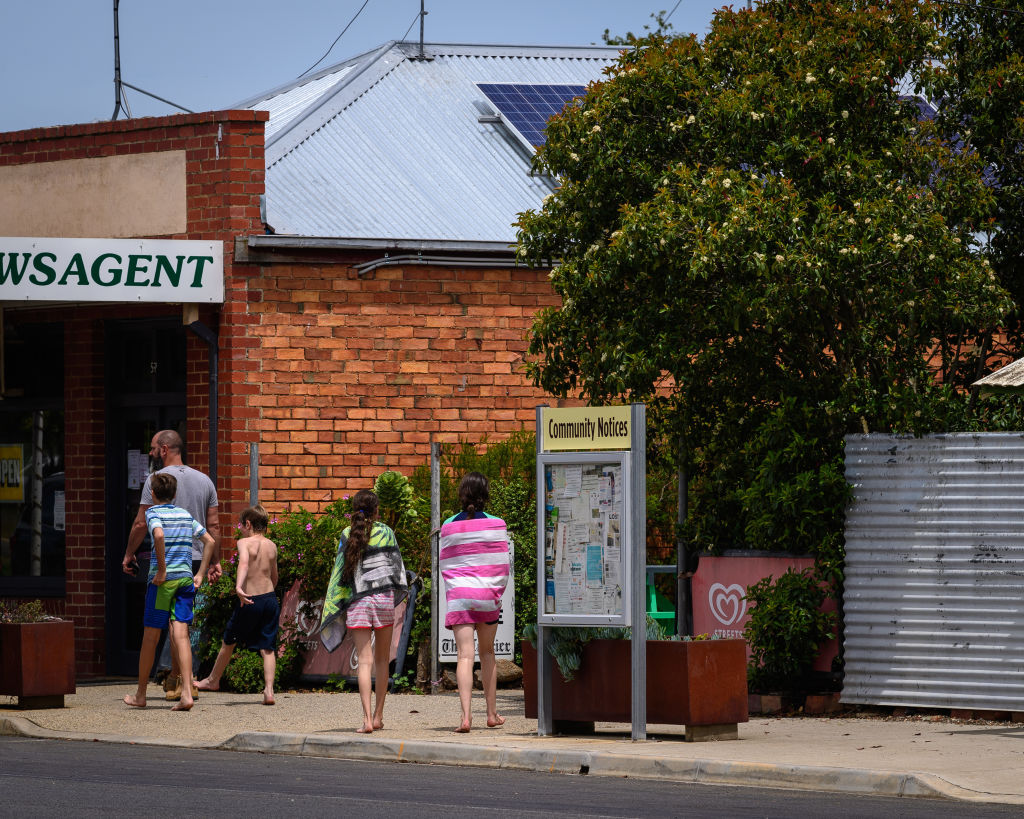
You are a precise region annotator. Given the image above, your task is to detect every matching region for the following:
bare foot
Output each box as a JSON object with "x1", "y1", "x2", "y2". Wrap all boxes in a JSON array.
[
  {"x1": 454, "y1": 719, "x2": 471, "y2": 734},
  {"x1": 196, "y1": 678, "x2": 219, "y2": 692},
  {"x1": 263, "y1": 692, "x2": 275, "y2": 706},
  {"x1": 172, "y1": 699, "x2": 193, "y2": 711},
  {"x1": 356, "y1": 725, "x2": 373, "y2": 734},
  {"x1": 372, "y1": 718, "x2": 384, "y2": 730},
  {"x1": 486, "y1": 714, "x2": 506, "y2": 728},
  {"x1": 123, "y1": 693, "x2": 146, "y2": 708}
]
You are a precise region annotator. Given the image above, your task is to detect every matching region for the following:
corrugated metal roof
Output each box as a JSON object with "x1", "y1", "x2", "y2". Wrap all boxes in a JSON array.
[
  {"x1": 240, "y1": 41, "x2": 620, "y2": 243},
  {"x1": 973, "y1": 357, "x2": 1024, "y2": 392},
  {"x1": 843, "y1": 433, "x2": 1024, "y2": 712}
]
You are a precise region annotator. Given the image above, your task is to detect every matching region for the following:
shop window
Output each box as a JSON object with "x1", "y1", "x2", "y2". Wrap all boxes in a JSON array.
[{"x1": 0, "y1": 322, "x2": 64, "y2": 596}]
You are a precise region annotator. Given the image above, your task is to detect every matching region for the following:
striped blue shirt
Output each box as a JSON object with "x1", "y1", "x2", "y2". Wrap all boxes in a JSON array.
[{"x1": 145, "y1": 504, "x2": 206, "y2": 581}]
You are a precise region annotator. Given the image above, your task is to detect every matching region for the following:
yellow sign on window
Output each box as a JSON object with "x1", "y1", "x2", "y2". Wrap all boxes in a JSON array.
[
  {"x1": 0, "y1": 445, "x2": 24, "y2": 502},
  {"x1": 540, "y1": 406, "x2": 631, "y2": 451}
]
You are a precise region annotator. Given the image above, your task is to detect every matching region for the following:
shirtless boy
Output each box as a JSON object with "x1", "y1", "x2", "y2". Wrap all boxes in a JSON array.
[{"x1": 196, "y1": 504, "x2": 280, "y2": 705}]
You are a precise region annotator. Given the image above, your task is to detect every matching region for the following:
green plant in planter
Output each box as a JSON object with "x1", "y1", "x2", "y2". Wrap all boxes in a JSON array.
[
  {"x1": 0, "y1": 600, "x2": 58, "y2": 623},
  {"x1": 744, "y1": 568, "x2": 835, "y2": 693},
  {"x1": 523, "y1": 617, "x2": 668, "y2": 681}
]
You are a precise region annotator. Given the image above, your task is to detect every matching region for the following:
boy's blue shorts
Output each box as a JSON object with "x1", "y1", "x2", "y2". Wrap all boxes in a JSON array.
[{"x1": 143, "y1": 577, "x2": 197, "y2": 629}]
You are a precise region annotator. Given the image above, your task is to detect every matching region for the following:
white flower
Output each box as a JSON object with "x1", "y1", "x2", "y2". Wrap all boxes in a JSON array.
[
  {"x1": 591, "y1": 125, "x2": 601, "y2": 133},
  {"x1": 686, "y1": 114, "x2": 696, "y2": 125},
  {"x1": 928, "y1": 253, "x2": 935, "y2": 260},
  {"x1": 722, "y1": 178, "x2": 732, "y2": 188},
  {"x1": 570, "y1": 152, "x2": 579, "y2": 161},
  {"x1": 775, "y1": 254, "x2": 785, "y2": 262},
  {"x1": 903, "y1": 234, "x2": 914, "y2": 243},
  {"x1": 768, "y1": 48, "x2": 774, "y2": 54},
  {"x1": 827, "y1": 137, "x2": 835, "y2": 145},
  {"x1": 792, "y1": 217, "x2": 800, "y2": 224},
  {"x1": 892, "y1": 233, "x2": 901, "y2": 241},
  {"x1": 660, "y1": 238, "x2": 666, "y2": 246},
  {"x1": 847, "y1": 218, "x2": 856, "y2": 225},
  {"x1": 864, "y1": 217, "x2": 872, "y2": 224},
  {"x1": 839, "y1": 247, "x2": 850, "y2": 255},
  {"x1": 754, "y1": 252, "x2": 766, "y2": 261},
  {"x1": 701, "y1": 255, "x2": 709, "y2": 263},
  {"x1": 828, "y1": 67, "x2": 835, "y2": 75},
  {"x1": 871, "y1": 75, "x2": 878, "y2": 81},
  {"x1": 841, "y1": 110, "x2": 849, "y2": 120},
  {"x1": 805, "y1": 73, "x2": 816, "y2": 84}
]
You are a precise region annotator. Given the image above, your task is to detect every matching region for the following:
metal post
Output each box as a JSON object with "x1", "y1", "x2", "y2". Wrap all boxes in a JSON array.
[
  {"x1": 630, "y1": 403, "x2": 647, "y2": 740},
  {"x1": 430, "y1": 439, "x2": 441, "y2": 694},
  {"x1": 676, "y1": 435, "x2": 688, "y2": 637},
  {"x1": 535, "y1": 405, "x2": 553, "y2": 736},
  {"x1": 30, "y1": 411, "x2": 44, "y2": 577},
  {"x1": 249, "y1": 442, "x2": 259, "y2": 505}
]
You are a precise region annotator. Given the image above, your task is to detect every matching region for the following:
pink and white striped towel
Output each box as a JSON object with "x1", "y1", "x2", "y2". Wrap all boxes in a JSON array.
[{"x1": 439, "y1": 517, "x2": 510, "y2": 628}]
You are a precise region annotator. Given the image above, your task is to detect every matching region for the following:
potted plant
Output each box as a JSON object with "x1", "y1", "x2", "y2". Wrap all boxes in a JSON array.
[
  {"x1": 0, "y1": 600, "x2": 75, "y2": 708},
  {"x1": 521, "y1": 621, "x2": 748, "y2": 741}
]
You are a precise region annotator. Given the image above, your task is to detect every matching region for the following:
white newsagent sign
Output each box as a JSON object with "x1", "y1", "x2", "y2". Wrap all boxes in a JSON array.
[{"x1": 0, "y1": 237, "x2": 224, "y2": 303}]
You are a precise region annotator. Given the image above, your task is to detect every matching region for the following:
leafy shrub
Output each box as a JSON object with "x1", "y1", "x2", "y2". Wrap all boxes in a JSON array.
[
  {"x1": 221, "y1": 641, "x2": 303, "y2": 694},
  {"x1": 744, "y1": 568, "x2": 836, "y2": 693},
  {"x1": 0, "y1": 599, "x2": 59, "y2": 623},
  {"x1": 523, "y1": 617, "x2": 669, "y2": 681}
]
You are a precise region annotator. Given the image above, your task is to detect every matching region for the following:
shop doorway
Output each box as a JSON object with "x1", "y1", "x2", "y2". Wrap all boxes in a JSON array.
[{"x1": 104, "y1": 319, "x2": 187, "y2": 676}]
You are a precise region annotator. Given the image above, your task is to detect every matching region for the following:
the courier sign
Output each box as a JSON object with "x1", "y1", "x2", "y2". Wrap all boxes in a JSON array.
[
  {"x1": 541, "y1": 406, "x2": 632, "y2": 451},
  {"x1": 0, "y1": 237, "x2": 224, "y2": 303}
]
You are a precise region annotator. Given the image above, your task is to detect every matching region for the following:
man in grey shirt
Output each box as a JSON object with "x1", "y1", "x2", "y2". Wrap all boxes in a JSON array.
[{"x1": 123, "y1": 430, "x2": 221, "y2": 697}]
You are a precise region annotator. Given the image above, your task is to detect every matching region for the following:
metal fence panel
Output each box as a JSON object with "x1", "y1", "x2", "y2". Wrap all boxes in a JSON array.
[{"x1": 843, "y1": 433, "x2": 1024, "y2": 711}]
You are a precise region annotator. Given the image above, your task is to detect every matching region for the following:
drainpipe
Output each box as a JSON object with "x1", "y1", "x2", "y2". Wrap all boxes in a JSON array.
[{"x1": 186, "y1": 320, "x2": 218, "y2": 488}]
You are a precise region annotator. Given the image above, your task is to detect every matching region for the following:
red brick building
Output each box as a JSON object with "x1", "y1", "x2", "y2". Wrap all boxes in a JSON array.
[{"x1": 0, "y1": 42, "x2": 616, "y2": 676}]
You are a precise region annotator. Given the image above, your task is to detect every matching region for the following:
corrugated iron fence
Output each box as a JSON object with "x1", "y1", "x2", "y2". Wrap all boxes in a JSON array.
[{"x1": 843, "y1": 433, "x2": 1024, "y2": 711}]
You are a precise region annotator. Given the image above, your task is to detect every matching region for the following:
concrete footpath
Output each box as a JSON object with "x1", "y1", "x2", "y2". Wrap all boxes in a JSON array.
[{"x1": 2, "y1": 682, "x2": 1024, "y2": 805}]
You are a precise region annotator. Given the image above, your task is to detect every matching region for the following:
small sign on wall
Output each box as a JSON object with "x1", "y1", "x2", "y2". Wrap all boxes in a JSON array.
[{"x1": 0, "y1": 444, "x2": 24, "y2": 503}]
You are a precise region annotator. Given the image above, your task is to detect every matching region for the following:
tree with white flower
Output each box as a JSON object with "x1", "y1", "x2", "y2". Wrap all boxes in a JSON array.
[{"x1": 517, "y1": 0, "x2": 1013, "y2": 560}]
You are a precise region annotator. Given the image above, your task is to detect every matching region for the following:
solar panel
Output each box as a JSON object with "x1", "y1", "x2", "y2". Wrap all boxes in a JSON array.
[{"x1": 477, "y1": 83, "x2": 587, "y2": 149}]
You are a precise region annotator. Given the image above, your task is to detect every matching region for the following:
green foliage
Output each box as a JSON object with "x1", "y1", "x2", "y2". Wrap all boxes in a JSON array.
[
  {"x1": 0, "y1": 599, "x2": 53, "y2": 624},
  {"x1": 744, "y1": 568, "x2": 836, "y2": 692},
  {"x1": 374, "y1": 471, "x2": 418, "y2": 530},
  {"x1": 523, "y1": 617, "x2": 669, "y2": 681},
  {"x1": 935, "y1": 0, "x2": 1024, "y2": 358},
  {"x1": 517, "y1": 0, "x2": 1018, "y2": 570},
  {"x1": 221, "y1": 642, "x2": 303, "y2": 694}
]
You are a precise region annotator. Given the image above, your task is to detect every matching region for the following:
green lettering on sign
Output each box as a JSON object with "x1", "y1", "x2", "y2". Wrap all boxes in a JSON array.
[
  {"x1": 58, "y1": 254, "x2": 88, "y2": 286},
  {"x1": 91, "y1": 253, "x2": 122, "y2": 287},
  {"x1": 0, "y1": 253, "x2": 30, "y2": 285},
  {"x1": 125, "y1": 255, "x2": 152, "y2": 287},
  {"x1": 188, "y1": 255, "x2": 213, "y2": 287},
  {"x1": 29, "y1": 253, "x2": 57, "y2": 286},
  {"x1": 153, "y1": 255, "x2": 183, "y2": 287}
]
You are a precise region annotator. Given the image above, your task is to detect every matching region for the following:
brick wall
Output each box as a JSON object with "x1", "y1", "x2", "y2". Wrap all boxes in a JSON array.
[
  {"x1": 0, "y1": 111, "x2": 266, "y2": 675},
  {"x1": 245, "y1": 260, "x2": 563, "y2": 511}
]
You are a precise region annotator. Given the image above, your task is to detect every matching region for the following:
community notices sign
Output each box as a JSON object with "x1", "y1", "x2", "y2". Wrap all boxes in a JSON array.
[
  {"x1": 0, "y1": 445, "x2": 23, "y2": 503},
  {"x1": 0, "y1": 237, "x2": 224, "y2": 303},
  {"x1": 540, "y1": 406, "x2": 631, "y2": 451}
]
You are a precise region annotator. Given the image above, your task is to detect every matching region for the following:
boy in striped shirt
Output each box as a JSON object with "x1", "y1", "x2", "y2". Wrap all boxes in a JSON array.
[{"x1": 124, "y1": 472, "x2": 214, "y2": 711}]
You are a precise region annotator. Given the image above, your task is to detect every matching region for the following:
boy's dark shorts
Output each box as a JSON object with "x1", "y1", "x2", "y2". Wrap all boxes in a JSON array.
[{"x1": 223, "y1": 591, "x2": 280, "y2": 652}]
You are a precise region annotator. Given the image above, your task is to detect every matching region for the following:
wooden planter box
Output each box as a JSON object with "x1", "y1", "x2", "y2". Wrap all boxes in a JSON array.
[
  {"x1": 0, "y1": 621, "x2": 76, "y2": 708},
  {"x1": 522, "y1": 638, "x2": 748, "y2": 741}
]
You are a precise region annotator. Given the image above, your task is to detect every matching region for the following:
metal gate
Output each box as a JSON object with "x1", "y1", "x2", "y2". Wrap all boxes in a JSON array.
[{"x1": 843, "y1": 433, "x2": 1024, "y2": 711}]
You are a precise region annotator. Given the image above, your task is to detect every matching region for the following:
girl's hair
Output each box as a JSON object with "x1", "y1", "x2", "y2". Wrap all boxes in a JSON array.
[
  {"x1": 458, "y1": 472, "x2": 489, "y2": 518},
  {"x1": 240, "y1": 504, "x2": 269, "y2": 533},
  {"x1": 342, "y1": 489, "x2": 379, "y2": 584}
]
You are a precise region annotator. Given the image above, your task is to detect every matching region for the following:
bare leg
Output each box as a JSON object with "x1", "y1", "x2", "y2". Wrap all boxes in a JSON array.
[
  {"x1": 125, "y1": 626, "x2": 161, "y2": 707},
  {"x1": 170, "y1": 621, "x2": 194, "y2": 711},
  {"x1": 475, "y1": 622, "x2": 504, "y2": 727},
  {"x1": 352, "y1": 629, "x2": 375, "y2": 732},
  {"x1": 371, "y1": 625, "x2": 393, "y2": 729},
  {"x1": 260, "y1": 648, "x2": 276, "y2": 705},
  {"x1": 452, "y1": 624, "x2": 477, "y2": 732},
  {"x1": 196, "y1": 641, "x2": 235, "y2": 691}
]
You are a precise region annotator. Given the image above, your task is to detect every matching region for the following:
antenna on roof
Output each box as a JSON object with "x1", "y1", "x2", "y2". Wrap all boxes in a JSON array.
[
  {"x1": 110, "y1": 0, "x2": 194, "y2": 120},
  {"x1": 409, "y1": 0, "x2": 433, "y2": 61}
]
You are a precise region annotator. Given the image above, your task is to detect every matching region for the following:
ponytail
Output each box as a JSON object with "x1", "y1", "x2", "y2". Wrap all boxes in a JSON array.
[{"x1": 341, "y1": 489, "x2": 379, "y2": 584}]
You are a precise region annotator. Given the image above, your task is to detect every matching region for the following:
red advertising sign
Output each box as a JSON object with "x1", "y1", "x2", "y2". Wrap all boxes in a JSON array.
[{"x1": 691, "y1": 556, "x2": 838, "y2": 671}]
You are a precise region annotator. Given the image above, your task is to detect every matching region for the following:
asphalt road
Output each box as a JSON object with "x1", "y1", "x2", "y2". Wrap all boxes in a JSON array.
[{"x1": 1, "y1": 736, "x2": 1021, "y2": 818}]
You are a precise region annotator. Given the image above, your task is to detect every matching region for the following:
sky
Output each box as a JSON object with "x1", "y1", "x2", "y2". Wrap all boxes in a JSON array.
[{"x1": 1, "y1": 1, "x2": 726, "y2": 133}]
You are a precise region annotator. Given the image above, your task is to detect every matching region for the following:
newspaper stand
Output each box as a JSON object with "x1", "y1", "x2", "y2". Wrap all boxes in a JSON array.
[{"x1": 534, "y1": 404, "x2": 647, "y2": 740}]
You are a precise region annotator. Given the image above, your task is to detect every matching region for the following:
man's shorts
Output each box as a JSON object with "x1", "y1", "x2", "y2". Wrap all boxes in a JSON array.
[
  {"x1": 223, "y1": 591, "x2": 280, "y2": 651},
  {"x1": 143, "y1": 577, "x2": 197, "y2": 629}
]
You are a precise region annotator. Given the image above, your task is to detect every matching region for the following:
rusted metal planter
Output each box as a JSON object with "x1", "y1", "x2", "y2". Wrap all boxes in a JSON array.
[
  {"x1": 0, "y1": 621, "x2": 76, "y2": 708},
  {"x1": 522, "y1": 638, "x2": 748, "y2": 741}
]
